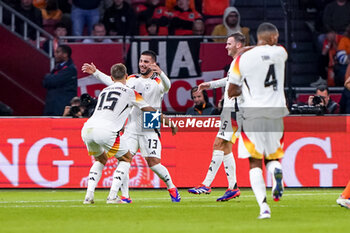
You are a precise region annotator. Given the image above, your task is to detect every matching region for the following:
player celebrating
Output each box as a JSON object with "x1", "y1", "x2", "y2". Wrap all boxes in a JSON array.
[
  {"x1": 82, "y1": 63, "x2": 170, "y2": 204},
  {"x1": 228, "y1": 22, "x2": 288, "y2": 219},
  {"x1": 82, "y1": 50, "x2": 180, "y2": 202},
  {"x1": 188, "y1": 32, "x2": 246, "y2": 201}
]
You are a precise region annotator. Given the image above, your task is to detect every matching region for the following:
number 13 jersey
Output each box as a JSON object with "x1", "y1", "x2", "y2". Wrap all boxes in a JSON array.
[
  {"x1": 84, "y1": 82, "x2": 149, "y2": 131},
  {"x1": 228, "y1": 45, "x2": 289, "y2": 119}
]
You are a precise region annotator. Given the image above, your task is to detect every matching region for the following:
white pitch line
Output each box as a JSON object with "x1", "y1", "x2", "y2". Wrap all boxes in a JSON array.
[{"x1": 0, "y1": 192, "x2": 340, "y2": 204}]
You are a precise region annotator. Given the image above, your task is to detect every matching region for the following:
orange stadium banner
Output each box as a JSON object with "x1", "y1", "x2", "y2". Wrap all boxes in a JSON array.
[{"x1": 0, "y1": 116, "x2": 349, "y2": 188}]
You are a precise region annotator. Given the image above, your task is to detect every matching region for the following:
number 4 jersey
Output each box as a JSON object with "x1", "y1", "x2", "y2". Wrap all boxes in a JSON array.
[
  {"x1": 84, "y1": 81, "x2": 149, "y2": 132},
  {"x1": 228, "y1": 45, "x2": 289, "y2": 119}
]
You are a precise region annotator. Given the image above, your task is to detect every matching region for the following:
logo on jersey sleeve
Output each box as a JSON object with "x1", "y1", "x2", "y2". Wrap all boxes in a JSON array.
[{"x1": 143, "y1": 110, "x2": 161, "y2": 129}]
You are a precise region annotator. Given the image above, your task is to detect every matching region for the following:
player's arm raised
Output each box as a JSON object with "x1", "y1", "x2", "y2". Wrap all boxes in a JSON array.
[{"x1": 82, "y1": 62, "x2": 114, "y2": 86}]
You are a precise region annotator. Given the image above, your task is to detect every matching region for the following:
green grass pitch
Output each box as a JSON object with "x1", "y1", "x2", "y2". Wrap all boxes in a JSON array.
[{"x1": 0, "y1": 188, "x2": 348, "y2": 233}]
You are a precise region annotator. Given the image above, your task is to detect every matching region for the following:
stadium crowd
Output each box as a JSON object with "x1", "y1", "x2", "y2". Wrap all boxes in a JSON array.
[{"x1": 1, "y1": 0, "x2": 350, "y2": 116}]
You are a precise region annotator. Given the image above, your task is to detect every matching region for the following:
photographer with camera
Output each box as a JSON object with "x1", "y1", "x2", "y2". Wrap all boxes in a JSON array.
[
  {"x1": 308, "y1": 85, "x2": 339, "y2": 114},
  {"x1": 63, "y1": 94, "x2": 97, "y2": 118},
  {"x1": 63, "y1": 96, "x2": 83, "y2": 118}
]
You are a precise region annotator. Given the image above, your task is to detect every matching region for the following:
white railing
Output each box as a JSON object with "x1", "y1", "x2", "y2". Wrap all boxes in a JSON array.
[{"x1": 0, "y1": 1, "x2": 54, "y2": 69}]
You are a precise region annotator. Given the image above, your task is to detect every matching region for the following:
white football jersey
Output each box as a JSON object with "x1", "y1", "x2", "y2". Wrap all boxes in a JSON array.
[
  {"x1": 93, "y1": 70, "x2": 168, "y2": 134},
  {"x1": 84, "y1": 82, "x2": 148, "y2": 131},
  {"x1": 125, "y1": 73, "x2": 167, "y2": 134},
  {"x1": 229, "y1": 45, "x2": 289, "y2": 119},
  {"x1": 224, "y1": 60, "x2": 241, "y2": 111}
]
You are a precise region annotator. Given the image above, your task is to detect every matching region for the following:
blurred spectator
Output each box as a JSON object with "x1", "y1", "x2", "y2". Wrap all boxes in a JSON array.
[
  {"x1": 41, "y1": 0, "x2": 63, "y2": 35},
  {"x1": 57, "y1": 0, "x2": 72, "y2": 14},
  {"x1": 211, "y1": 95, "x2": 224, "y2": 115},
  {"x1": 71, "y1": 0, "x2": 102, "y2": 36},
  {"x1": 340, "y1": 64, "x2": 350, "y2": 113},
  {"x1": 15, "y1": 0, "x2": 43, "y2": 40},
  {"x1": 192, "y1": 18, "x2": 205, "y2": 35},
  {"x1": 145, "y1": 18, "x2": 159, "y2": 35},
  {"x1": 41, "y1": 0, "x2": 63, "y2": 20},
  {"x1": 307, "y1": 85, "x2": 339, "y2": 113},
  {"x1": 0, "y1": 101, "x2": 13, "y2": 116},
  {"x1": 322, "y1": 0, "x2": 350, "y2": 34},
  {"x1": 317, "y1": 0, "x2": 350, "y2": 51},
  {"x1": 202, "y1": 0, "x2": 228, "y2": 18},
  {"x1": 43, "y1": 22, "x2": 68, "y2": 54},
  {"x1": 313, "y1": 30, "x2": 342, "y2": 87},
  {"x1": 103, "y1": 0, "x2": 138, "y2": 36},
  {"x1": 186, "y1": 87, "x2": 216, "y2": 115},
  {"x1": 136, "y1": 0, "x2": 170, "y2": 35},
  {"x1": 169, "y1": 0, "x2": 202, "y2": 35},
  {"x1": 43, "y1": 44, "x2": 77, "y2": 116},
  {"x1": 334, "y1": 24, "x2": 350, "y2": 86},
  {"x1": 211, "y1": 6, "x2": 250, "y2": 44},
  {"x1": 166, "y1": 0, "x2": 198, "y2": 12},
  {"x1": 83, "y1": 22, "x2": 113, "y2": 43},
  {"x1": 33, "y1": 0, "x2": 46, "y2": 9}
]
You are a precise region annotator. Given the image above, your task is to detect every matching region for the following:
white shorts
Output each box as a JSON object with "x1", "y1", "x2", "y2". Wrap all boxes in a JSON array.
[
  {"x1": 238, "y1": 118, "x2": 284, "y2": 160},
  {"x1": 122, "y1": 130, "x2": 162, "y2": 159},
  {"x1": 81, "y1": 126, "x2": 128, "y2": 158},
  {"x1": 216, "y1": 110, "x2": 241, "y2": 144}
]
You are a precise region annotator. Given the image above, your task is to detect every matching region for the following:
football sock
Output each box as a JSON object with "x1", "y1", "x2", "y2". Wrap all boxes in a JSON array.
[
  {"x1": 120, "y1": 172, "x2": 129, "y2": 198},
  {"x1": 266, "y1": 160, "x2": 282, "y2": 175},
  {"x1": 202, "y1": 150, "x2": 224, "y2": 187},
  {"x1": 86, "y1": 161, "x2": 104, "y2": 195},
  {"x1": 341, "y1": 180, "x2": 350, "y2": 199},
  {"x1": 150, "y1": 164, "x2": 175, "y2": 189},
  {"x1": 108, "y1": 161, "x2": 131, "y2": 200},
  {"x1": 223, "y1": 152, "x2": 237, "y2": 189},
  {"x1": 249, "y1": 167, "x2": 267, "y2": 208}
]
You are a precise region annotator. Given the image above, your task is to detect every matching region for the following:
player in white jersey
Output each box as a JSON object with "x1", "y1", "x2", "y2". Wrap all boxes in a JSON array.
[
  {"x1": 82, "y1": 63, "x2": 163, "y2": 204},
  {"x1": 188, "y1": 33, "x2": 246, "y2": 201},
  {"x1": 228, "y1": 22, "x2": 288, "y2": 219},
  {"x1": 82, "y1": 50, "x2": 180, "y2": 202}
]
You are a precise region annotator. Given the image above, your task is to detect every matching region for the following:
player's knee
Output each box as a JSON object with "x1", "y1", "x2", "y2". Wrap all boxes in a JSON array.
[
  {"x1": 95, "y1": 152, "x2": 108, "y2": 165},
  {"x1": 119, "y1": 151, "x2": 133, "y2": 163},
  {"x1": 146, "y1": 157, "x2": 160, "y2": 167},
  {"x1": 213, "y1": 137, "x2": 225, "y2": 150}
]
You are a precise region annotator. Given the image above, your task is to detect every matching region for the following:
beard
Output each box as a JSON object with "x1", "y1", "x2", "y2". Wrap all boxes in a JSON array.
[{"x1": 140, "y1": 68, "x2": 151, "y2": 75}]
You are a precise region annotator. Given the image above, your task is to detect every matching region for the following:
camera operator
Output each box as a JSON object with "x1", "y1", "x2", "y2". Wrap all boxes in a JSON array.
[
  {"x1": 308, "y1": 85, "x2": 339, "y2": 114},
  {"x1": 63, "y1": 94, "x2": 97, "y2": 118},
  {"x1": 63, "y1": 96, "x2": 84, "y2": 118}
]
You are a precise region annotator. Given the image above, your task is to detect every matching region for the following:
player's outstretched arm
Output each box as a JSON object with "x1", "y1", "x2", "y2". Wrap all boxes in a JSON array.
[
  {"x1": 82, "y1": 62, "x2": 96, "y2": 74},
  {"x1": 196, "y1": 82, "x2": 211, "y2": 93},
  {"x1": 205, "y1": 78, "x2": 228, "y2": 90},
  {"x1": 82, "y1": 62, "x2": 113, "y2": 86}
]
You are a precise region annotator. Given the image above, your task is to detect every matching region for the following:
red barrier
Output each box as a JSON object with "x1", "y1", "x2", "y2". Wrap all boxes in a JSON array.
[{"x1": 0, "y1": 116, "x2": 349, "y2": 188}]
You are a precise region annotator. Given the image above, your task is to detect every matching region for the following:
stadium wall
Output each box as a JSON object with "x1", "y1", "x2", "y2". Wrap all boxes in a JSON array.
[
  {"x1": 0, "y1": 116, "x2": 349, "y2": 188},
  {"x1": 0, "y1": 25, "x2": 49, "y2": 116}
]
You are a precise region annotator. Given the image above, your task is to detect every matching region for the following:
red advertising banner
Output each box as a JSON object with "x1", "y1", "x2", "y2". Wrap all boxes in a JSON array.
[{"x1": 0, "y1": 116, "x2": 349, "y2": 188}]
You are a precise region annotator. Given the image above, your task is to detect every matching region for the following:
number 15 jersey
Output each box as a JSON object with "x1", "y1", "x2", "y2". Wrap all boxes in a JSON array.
[
  {"x1": 228, "y1": 45, "x2": 289, "y2": 119},
  {"x1": 84, "y1": 81, "x2": 149, "y2": 132}
]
